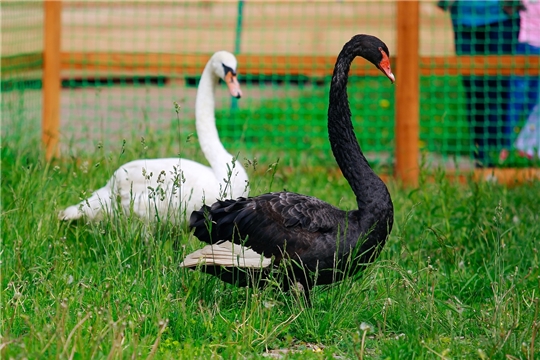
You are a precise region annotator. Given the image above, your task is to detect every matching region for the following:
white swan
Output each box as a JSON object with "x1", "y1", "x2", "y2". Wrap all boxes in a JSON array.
[{"x1": 59, "y1": 51, "x2": 249, "y2": 223}]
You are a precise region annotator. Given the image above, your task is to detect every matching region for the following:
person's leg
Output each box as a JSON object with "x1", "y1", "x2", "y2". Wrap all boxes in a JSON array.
[
  {"x1": 507, "y1": 42, "x2": 528, "y2": 146},
  {"x1": 515, "y1": 104, "x2": 540, "y2": 158},
  {"x1": 470, "y1": 76, "x2": 492, "y2": 166},
  {"x1": 507, "y1": 78, "x2": 525, "y2": 143},
  {"x1": 506, "y1": 41, "x2": 539, "y2": 151},
  {"x1": 487, "y1": 74, "x2": 510, "y2": 153},
  {"x1": 522, "y1": 43, "x2": 540, "y2": 117},
  {"x1": 454, "y1": 22, "x2": 492, "y2": 166},
  {"x1": 488, "y1": 18, "x2": 520, "y2": 153},
  {"x1": 512, "y1": 43, "x2": 540, "y2": 158}
]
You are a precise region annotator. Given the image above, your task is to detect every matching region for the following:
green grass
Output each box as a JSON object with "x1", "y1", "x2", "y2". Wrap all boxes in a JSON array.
[
  {"x1": 3, "y1": 75, "x2": 536, "y2": 168},
  {"x1": 217, "y1": 76, "x2": 469, "y2": 155},
  {"x1": 216, "y1": 76, "x2": 538, "y2": 168},
  {"x1": 2, "y1": 127, "x2": 540, "y2": 359}
]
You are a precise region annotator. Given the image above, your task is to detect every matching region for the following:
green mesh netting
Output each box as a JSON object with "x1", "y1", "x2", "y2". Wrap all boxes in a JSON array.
[
  {"x1": 2, "y1": 1, "x2": 538, "y2": 170},
  {"x1": 1, "y1": 1, "x2": 43, "y2": 146}
]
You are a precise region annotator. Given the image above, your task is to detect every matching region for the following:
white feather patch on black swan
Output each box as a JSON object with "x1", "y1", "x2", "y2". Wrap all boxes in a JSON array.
[{"x1": 180, "y1": 241, "x2": 272, "y2": 268}]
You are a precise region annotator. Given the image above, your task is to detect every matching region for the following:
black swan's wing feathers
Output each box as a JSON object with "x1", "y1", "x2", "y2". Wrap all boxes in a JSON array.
[
  {"x1": 189, "y1": 192, "x2": 348, "y2": 259},
  {"x1": 272, "y1": 192, "x2": 340, "y2": 232}
]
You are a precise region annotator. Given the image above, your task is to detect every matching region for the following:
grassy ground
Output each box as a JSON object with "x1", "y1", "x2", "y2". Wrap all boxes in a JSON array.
[{"x1": 2, "y1": 129, "x2": 539, "y2": 359}]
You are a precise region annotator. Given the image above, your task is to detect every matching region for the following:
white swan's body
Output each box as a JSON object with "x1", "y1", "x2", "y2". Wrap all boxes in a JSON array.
[{"x1": 59, "y1": 51, "x2": 249, "y2": 223}]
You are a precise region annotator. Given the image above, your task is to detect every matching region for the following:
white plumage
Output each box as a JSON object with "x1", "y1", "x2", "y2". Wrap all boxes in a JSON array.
[
  {"x1": 180, "y1": 241, "x2": 272, "y2": 268},
  {"x1": 59, "y1": 51, "x2": 249, "y2": 223}
]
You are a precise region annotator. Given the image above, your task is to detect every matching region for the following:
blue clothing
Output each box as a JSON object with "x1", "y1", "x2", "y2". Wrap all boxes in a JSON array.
[
  {"x1": 507, "y1": 42, "x2": 540, "y2": 144},
  {"x1": 452, "y1": 17, "x2": 520, "y2": 166},
  {"x1": 450, "y1": 0, "x2": 509, "y2": 27}
]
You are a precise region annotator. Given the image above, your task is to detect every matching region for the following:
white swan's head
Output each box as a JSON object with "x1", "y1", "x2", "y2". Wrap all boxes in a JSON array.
[{"x1": 209, "y1": 51, "x2": 242, "y2": 99}]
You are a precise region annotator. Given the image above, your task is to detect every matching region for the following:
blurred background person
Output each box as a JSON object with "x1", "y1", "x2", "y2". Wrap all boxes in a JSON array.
[
  {"x1": 505, "y1": 0, "x2": 540, "y2": 160},
  {"x1": 438, "y1": 0, "x2": 521, "y2": 167}
]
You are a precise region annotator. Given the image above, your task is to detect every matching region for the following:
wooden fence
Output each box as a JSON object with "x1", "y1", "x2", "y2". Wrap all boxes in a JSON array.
[{"x1": 41, "y1": 1, "x2": 540, "y2": 185}]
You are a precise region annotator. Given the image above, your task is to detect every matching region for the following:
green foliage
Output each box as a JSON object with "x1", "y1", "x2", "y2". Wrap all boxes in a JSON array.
[{"x1": 2, "y1": 133, "x2": 539, "y2": 359}]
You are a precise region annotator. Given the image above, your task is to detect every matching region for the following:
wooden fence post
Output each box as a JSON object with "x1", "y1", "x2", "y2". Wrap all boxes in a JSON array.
[
  {"x1": 395, "y1": 1, "x2": 420, "y2": 186},
  {"x1": 43, "y1": 0, "x2": 62, "y2": 161}
]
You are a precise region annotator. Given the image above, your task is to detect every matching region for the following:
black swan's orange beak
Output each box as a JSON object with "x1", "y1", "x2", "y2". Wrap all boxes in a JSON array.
[
  {"x1": 377, "y1": 48, "x2": 395, "y2": 84},
  {"x1": 225, "y1": 72, "x2": 242, "y2": 98}
]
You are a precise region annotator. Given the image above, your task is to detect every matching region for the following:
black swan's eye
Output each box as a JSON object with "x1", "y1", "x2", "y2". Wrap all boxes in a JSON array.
[{"x1": 222, "y1": 64, "x2": 236, "y2": 76}]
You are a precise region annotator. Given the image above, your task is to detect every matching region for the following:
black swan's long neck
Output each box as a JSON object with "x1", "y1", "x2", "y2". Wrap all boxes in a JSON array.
[{"x1": 328, "y1": 49, "x2": 390, "y2": 212}]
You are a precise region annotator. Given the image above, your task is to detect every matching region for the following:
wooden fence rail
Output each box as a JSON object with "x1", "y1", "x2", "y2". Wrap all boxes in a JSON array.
[
  {"x1": 4, "y1": 52, "x2": 539, "y2": 78},
  {"x1": 59, "y1": 52, "x2": 540, "y2": 77}
]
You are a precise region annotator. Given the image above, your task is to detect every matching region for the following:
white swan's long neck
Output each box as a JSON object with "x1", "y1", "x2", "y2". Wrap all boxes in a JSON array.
[
  {"x1": 196, "y1": 63, "x2": 228, "y2": 165},
  {"x1": 195, "y1": 62, "x2": 249, "y2": 199}
]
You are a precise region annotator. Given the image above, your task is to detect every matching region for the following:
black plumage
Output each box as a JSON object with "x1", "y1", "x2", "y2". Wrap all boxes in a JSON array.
[{"x1": 183, "y1": 34, "x2": 396, "y2": 303}]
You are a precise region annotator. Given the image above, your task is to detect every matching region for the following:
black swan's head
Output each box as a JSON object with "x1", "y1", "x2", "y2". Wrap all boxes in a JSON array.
[{"x1": 348, "y1": 34, "x2": 395, "y2": 83}]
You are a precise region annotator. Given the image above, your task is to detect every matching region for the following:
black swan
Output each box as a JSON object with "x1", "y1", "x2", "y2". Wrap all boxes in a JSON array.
[{"x1": 180, "y1": 35, "x2": 395, "y2": 303}]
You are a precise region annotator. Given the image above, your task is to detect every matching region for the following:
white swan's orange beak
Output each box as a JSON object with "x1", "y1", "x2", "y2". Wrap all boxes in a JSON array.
[
  {"x1": 377, "y1": 47, "x2": 395, "y2": 84},
  {"x1": 225, "y1": 72, "x2": 242, "y2": 98}
]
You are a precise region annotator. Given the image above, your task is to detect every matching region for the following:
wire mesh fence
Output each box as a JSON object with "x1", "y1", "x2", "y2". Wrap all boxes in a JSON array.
[
  {"x1": 2, "y1": 1, "x2": 539, "y2": 174},
  {"x1": 2, "y1": 1, "x2": 43, "y2": 146}
]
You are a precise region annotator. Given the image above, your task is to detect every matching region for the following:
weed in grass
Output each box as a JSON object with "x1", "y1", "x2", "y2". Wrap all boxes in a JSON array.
[{"x1": 2, "y1": 128, "x2": 540, "y2": 358}]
